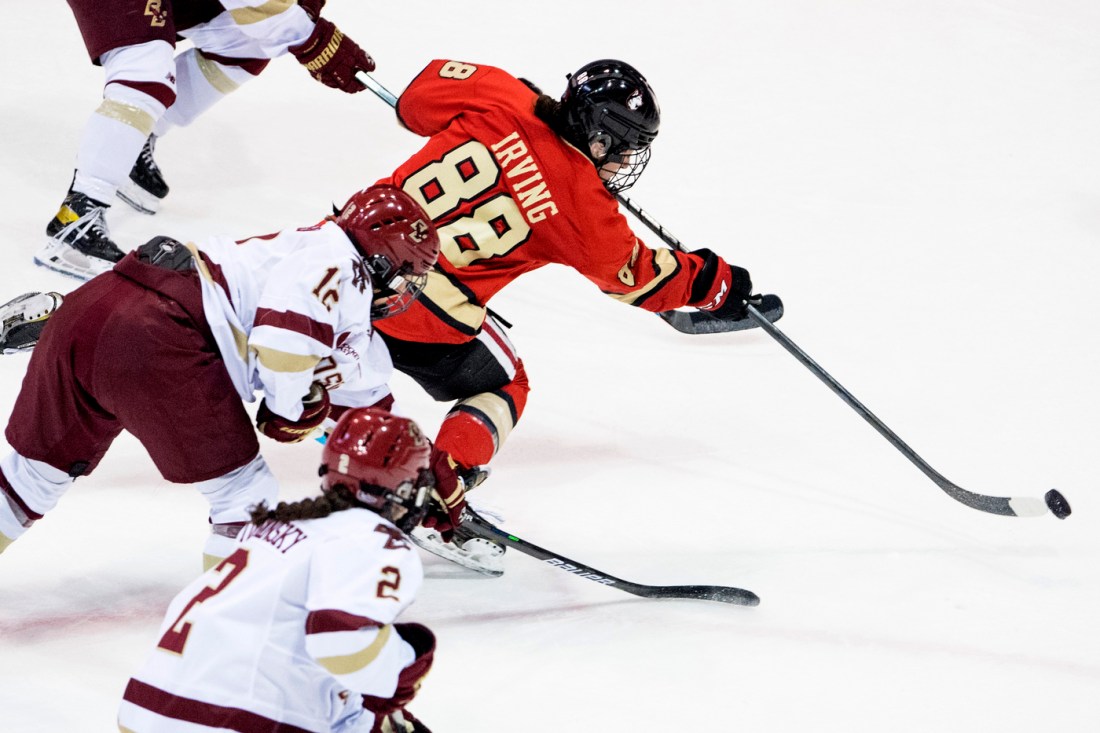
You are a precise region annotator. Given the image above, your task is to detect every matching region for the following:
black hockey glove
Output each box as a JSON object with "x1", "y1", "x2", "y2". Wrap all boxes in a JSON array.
[{"x1": 702, "y1": 264, "x2": 753, "y2": 320}]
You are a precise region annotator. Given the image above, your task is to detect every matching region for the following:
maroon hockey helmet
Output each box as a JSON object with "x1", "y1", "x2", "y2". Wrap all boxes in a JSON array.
[
  {"x1": 320, "y1": 407, "x2": 434, "y2": 532},
  {"x1": 334, "y1": 184, "x2": 441, "y2": 318}
]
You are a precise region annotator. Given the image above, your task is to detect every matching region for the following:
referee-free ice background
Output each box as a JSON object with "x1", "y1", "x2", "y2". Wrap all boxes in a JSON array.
[{"x1": 2, "y1": 1, "x2": 1099, "y2": 730}]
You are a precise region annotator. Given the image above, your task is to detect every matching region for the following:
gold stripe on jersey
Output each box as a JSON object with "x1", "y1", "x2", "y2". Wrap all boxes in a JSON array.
[
  {"x1": 185, "y1": 243, "x2": 249, "y2": 360},
  {"x1": 252, "y1": 345, "x2": 322, "y2": 374},
  {"x1": 96, "y1": 99, "x2": 155, "y2": 137},
  {"x1": 195, "y1": 51, "x2": 241, "y2": 95},
  {"x1": 421, "y1": 271, "x2": 487, "y2": 332},
  {"x1": 605, "y1": 248, "x2": 680, "y2": 306},
  {"x1": 202, "y1": 552, "x2": 222, "y2": 571},
  {"x1": 0, "y1": 532, "x2": 13, "y2": 554},
  {"x1": 317, "y1": 624, "x2": 393, "y2": 675},
  {"x1": 229, "y1": 0, "x2": 295, "y2": 25},
  {"x1": 120, "y1": 726, "x2": 137, "y2": 733},
  {"x1": 456, "y1": 392, "x2": 515, "y2": 449}
]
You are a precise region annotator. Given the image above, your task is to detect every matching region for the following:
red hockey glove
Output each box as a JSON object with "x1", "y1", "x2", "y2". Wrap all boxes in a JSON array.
[
  {"x1": 420, "y1": 448, "x2": 467, "y2": 543},
  {"x1": 290, "y1": 18, "x2": 374, "y2": 93},
  {"x1": 256, "y1": 382, "x2": 330, "y2": 443},
  {"x1": 297, "y1": 0, "x2": 326, "y2": 21},
  {"x1": 363, "y1": 623, "x2": 436, "y2": 718}
]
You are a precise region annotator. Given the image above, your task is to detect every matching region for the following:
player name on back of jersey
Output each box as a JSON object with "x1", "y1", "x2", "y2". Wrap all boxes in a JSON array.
[
  {"x1": 491, "y1": 131, "x2": 558, "y2": 223},
  {"x1": 240, "y1": 519, "x2": 309, "y2": 554}
]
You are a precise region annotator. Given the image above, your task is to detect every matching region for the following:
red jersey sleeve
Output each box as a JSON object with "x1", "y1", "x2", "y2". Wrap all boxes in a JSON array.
[
  {"x1": 397, "y1": 60, "x2": 516, "y2": 136},
  {"x1": 563, "y1": 186, "x2": 716, "y2": 312}
]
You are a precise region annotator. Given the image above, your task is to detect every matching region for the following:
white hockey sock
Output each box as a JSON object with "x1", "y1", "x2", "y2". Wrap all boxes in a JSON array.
[
  {"x1": 74, "y1": 41, "x2": 174, "y2": 203},
  {"x1": 194, "y1": 454, "x2": 278, "y2": 567},
  {"x1": 0, "y1": 453, "x2": 73, "y2": 551}
]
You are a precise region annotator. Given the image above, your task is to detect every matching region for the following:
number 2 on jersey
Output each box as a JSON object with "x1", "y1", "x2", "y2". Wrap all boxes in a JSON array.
[{"x1": 156, "y1": 549, "x2": 249, "y2": 654}]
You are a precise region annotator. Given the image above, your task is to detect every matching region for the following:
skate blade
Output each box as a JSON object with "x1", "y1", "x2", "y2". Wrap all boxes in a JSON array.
[
  {"x1": 34, "y1": 238, "x2": 116, "y2": 282},
  {"x1": 410, "y1": 528, "x2": 505, "y2": 577},
  {"x1": 116, "y1": 181, "x2": 163, "y2": 215}
]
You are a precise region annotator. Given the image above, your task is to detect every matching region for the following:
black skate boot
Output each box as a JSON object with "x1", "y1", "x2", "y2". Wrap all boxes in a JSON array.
[
  {"x1": 117, "y1": 135, "x2": 169, "y2": 215},
  {"x1": 37, "y1": 190, "x2": 127, "y2": 281},
  {"x1": 0, "y1": 292, "x2": 63, "y2": 354}
]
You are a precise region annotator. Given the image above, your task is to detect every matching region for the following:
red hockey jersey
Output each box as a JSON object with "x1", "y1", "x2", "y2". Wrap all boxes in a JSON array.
[{"x1": 377, "y1": 59, "x2": 716, "y2": 344}]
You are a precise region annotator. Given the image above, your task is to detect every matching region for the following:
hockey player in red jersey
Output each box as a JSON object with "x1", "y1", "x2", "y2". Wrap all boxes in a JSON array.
[
  {"x1": 371, "y1": 59, "x2": 755, "y2": 561},
  {"x1": 0, "y1": 185, "x2": 440, "y2": 567},
  {"x1": 40, "y1": 0, "x2": 376, "y2": 280},
  {"x1": 119, "y1": 407, "x2": 437, "y2": 733}
]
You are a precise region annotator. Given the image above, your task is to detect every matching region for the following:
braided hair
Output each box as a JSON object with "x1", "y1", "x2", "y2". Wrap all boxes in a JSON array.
[{"x1": 249, "y1": 483, "x2": 359, "y2": 525}]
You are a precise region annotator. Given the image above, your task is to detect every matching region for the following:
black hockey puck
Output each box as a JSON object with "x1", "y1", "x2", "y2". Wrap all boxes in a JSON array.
[{"x1": 1044, "y1": 489, "x2": 1072, "y2": 519}]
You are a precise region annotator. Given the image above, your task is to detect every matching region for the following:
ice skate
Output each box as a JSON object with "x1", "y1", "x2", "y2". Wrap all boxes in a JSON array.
[
  {"x1": 117, "y1": 135, "x2": 169, "y2": 215},
  {"x1": 1, "y1": 291, "x2": 63, "y2": 354},
  {"x1": 411, "y1": 519, "x2": 507, "y2": 577},
  {"x1": 410, "y1": 467, "x2": 506, "y2": 577},
  {"x1": 37, "y1": 191, "x2": 126, "y2": 281}
]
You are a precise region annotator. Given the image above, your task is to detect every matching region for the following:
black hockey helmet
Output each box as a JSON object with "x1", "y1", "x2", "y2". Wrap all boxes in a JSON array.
[{"x1": 560, "y1": 59, "x2": 660, "y2": 193}]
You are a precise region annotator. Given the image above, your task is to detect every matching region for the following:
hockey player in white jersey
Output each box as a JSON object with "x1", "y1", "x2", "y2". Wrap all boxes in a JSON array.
[
  {"x1": 0, "y1": 185, "x2": 440, "y2": 566},
  {"x1": 119, "y1": 407, "x2": 437, "y2": 733},
  {"x1": 41, "y1": 0, "x2": 377, "y2": 280}
]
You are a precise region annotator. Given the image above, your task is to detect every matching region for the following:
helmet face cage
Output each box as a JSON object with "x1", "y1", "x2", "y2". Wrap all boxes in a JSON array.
[
  {"x1": 596, "y1": 145, "x2": 652, "y2": 194},
  {"x1": 335, "y1": 185, "x2": 440, "y2": 318},
  {"x1": 364, "y1": 253, "x2": 429, "y2": 319},
  {"x1": 561, "y1": 60, "x2": 660, "y2": 193},
  {"x1": 354, "y1": 470, "x2": 432, "y2": 533}
]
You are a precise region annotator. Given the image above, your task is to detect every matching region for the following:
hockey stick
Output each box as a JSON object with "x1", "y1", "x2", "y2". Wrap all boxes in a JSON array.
[
  {"x1": 616, "y1": 194, "x2": 1072, "y2": 520},
  {"x1": 354, "y1": 71, "x2": 781, "y2": 336},
  {"x1": 460, "y1": 508, "x2": 760, "y2": 606}
]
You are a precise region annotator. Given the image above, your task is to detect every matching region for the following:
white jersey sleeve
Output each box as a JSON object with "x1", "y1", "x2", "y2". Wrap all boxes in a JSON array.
[{"x1": 303, "y1": 522, "x2": 424, "y2": 697}]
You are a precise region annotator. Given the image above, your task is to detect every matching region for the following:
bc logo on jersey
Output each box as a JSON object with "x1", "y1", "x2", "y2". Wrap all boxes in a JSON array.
[{"x1": 145, "y1": 0, "x2": 167, "y2": 27}]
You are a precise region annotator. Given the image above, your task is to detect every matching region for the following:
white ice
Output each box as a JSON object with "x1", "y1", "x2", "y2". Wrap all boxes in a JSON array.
[{"x1": 2, "y1": 1, "x2": 1099, "y2": 731}]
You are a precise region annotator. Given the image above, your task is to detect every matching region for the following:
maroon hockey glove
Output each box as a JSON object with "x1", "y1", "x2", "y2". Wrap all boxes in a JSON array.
[
  {"x1": 362, "y1": 623, "x2": 436, "y2": 718},
  {"x1": 297, "y1": 0, "x2": 326, "y2": 21},
  {"x1": 290, "y1": 18, "x2": 374, "y2": 93},
  {"x1": 420, "y1": 448, "x2": 467, "y2": 543},
  {"x1": 256, "y1": 382, "x2": 330, "y2": 443}
]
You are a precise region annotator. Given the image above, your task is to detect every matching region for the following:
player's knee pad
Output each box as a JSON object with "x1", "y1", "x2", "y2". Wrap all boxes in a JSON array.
[
  {"x1": 193, "y1": 453, "x2": 277, "y2": 526},
  {"x1": 436, "y1": 360, "x2": 529, "y2": 467},
  {"x1": 99, "y1": 41, "x2": 177, "y2": 132}
]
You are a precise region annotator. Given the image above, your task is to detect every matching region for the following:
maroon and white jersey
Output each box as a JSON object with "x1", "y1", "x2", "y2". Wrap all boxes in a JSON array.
[
  {"x1": 118, "y1": 508, "x2": 424, "y2": 733},
  {"x1": 188, "y1": 219, "x2": 392, "y2": 421}
]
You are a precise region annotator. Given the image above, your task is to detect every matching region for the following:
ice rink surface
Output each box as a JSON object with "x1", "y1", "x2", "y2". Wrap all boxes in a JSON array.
[{"x1": 2, "y1": 1, "x2": 1099, "y2": 731}]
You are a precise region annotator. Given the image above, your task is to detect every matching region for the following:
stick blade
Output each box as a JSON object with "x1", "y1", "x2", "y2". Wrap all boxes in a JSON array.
[
  {"x1": 658, "y1": 294, "x2": 784, "y2": 335},
  {"x1": 632, "y1": 584, "x2": 761, "y2": 606}
]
